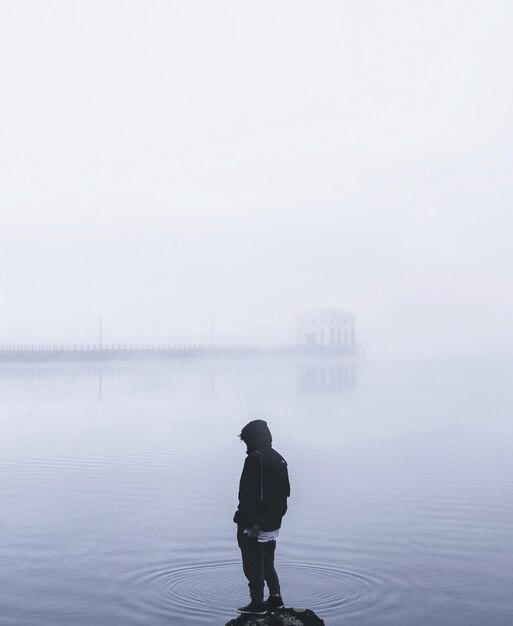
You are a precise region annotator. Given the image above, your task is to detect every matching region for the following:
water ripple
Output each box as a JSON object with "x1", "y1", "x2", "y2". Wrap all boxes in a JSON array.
[{"x1": 121, "y1": 558, "x2": 394, "y2": 622}]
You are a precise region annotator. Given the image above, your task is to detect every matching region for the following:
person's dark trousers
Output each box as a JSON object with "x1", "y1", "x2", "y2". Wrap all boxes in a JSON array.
[{"x1": 237, "y1": 527, "x2": 281, "y2": 602}]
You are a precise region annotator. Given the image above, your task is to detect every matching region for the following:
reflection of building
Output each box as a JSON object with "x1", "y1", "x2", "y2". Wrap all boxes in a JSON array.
[
  {"x1": 297, "y1": 361, "x2": 356, "y2": 394},
  {"x1": 297, "y1": 308, "x2": 356, "y2": 348}
]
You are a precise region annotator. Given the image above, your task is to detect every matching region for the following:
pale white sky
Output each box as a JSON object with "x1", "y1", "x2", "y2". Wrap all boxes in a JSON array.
[{"x1": 1, "y1": 1, "x2": 512, "y2": 357}]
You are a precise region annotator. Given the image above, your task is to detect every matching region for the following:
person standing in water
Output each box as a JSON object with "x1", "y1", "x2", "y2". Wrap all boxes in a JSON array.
[{"x1": 233, "y1": 420, "x2": 290, "y2": 615}]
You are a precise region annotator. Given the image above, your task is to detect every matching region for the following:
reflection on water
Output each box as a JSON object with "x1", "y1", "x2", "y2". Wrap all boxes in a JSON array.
[
  {"x1": 297, "y1": 361, "x2": 356, "y2": 394},
  {"x1": 0, "y1": 356, "x2": 512, "y2": 626},
  {"x1": 0, "y1": 357, "x2": 358, "y2": 401},
  {"x1": 98, "y1": 371, "x2": 103, "y2": 403}
]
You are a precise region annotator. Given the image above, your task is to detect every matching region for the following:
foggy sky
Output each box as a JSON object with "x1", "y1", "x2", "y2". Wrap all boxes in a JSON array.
[{"x1": 1, "y1": 1, "x2": 512, "y2": 358}]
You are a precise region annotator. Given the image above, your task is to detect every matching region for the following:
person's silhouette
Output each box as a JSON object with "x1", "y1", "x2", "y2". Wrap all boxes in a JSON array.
[{"x1": 233, "y1": 420, "x2": 290, "y2": 615}]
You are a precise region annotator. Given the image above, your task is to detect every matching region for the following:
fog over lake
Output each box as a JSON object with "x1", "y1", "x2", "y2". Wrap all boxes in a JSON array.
[
  {"x1": 1, "y1": 1, "x2": 512, "y2": 360},
  {"x1": 1, "y1": 2, "x2": 513, "y2": 624}
]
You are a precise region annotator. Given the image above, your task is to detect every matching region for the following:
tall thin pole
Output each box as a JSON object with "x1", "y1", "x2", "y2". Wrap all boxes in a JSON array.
[
  {"x1": 210, "y1": 320, "x2": 215, "y2": 349},
  {"x1": 99, "y1": 317, "x2": 103, "y2": 350}
]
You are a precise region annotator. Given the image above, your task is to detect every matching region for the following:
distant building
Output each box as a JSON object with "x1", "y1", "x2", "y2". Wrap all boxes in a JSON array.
[{"x1": 297, "y1": 308, "x2": 356, "y2": 348}]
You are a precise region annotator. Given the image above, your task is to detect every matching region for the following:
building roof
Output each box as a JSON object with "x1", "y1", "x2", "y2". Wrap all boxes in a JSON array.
[{"x1": 298, "y1": 308, "x2": 355, "y2": 319}]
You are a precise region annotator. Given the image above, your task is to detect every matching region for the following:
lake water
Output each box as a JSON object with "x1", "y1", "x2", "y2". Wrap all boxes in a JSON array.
[{"x1": 0, "y1": 355, "x2": 512, "y2": 625}]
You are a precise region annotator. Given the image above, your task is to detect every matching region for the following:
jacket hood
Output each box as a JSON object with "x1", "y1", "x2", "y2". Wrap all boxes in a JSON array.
[{"x1": 239, "y1": 419, "x2": 273, "y2": 454}]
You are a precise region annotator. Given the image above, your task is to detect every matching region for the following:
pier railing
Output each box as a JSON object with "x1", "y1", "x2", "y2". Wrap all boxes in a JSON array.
[{"x1": 0, "y1": 343, "x2": 359, "y2": 361}]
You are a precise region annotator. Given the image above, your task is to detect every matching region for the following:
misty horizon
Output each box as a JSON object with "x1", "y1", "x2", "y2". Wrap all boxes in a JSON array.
[{"x1": 2, "y1": 2, "x2": 512, "y2": 360}]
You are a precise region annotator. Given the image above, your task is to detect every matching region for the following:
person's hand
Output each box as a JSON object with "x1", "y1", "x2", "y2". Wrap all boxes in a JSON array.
[{"x1": 243, "y1": 524, "x2": 260, "y2": 540}]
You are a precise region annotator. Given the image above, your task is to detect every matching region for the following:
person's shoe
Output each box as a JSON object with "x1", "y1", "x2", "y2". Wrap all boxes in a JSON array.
[
  {"x1": 236, "y1": 600, "x2": 267, "y2": 615},
  {"x1": 266, "y1": 594, "x2": 285, "y2": 611}
]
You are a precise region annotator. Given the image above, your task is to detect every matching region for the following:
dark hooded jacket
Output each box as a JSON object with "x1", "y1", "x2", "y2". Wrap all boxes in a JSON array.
[{"x1": 233, "y1": 420, "x2": 290, "y2": 532}]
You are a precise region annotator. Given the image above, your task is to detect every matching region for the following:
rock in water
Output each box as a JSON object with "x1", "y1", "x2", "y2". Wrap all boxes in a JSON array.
[{"x1": 225, "y1": 607, "x2": 325, "y2": 626}]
